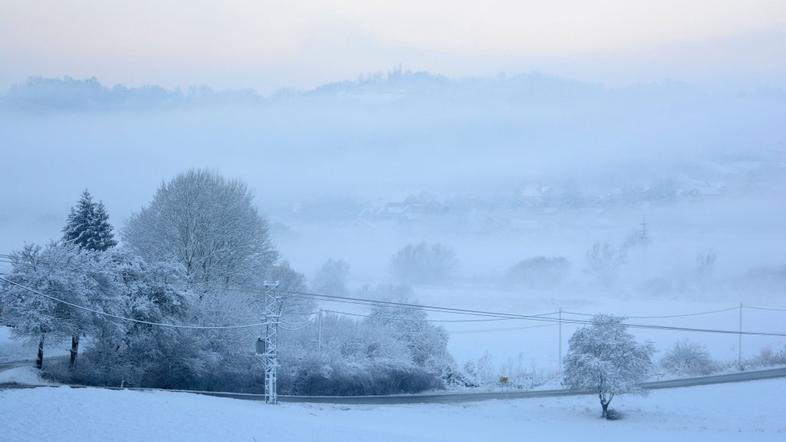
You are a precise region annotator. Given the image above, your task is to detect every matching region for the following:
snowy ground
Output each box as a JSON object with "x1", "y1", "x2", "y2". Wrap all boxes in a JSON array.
[
  {"x1": 1, "y1": 379, "x2": 785, "y2": 441},
  {"x1": 0, "y1": 366, "x2": 50, "y2": 385}
]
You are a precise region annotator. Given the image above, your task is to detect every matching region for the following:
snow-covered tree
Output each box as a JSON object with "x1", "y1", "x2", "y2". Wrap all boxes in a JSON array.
[
  {"x1": 100, "y1": 251, "x2": 200, "y2": 388},
  {"x1": 122, "y1": 169, "x2": 277, "y2": 288},
  {"x1": 1, "y1": 243, "x2": 102, "y2": 368},
  {"x1": 312, "y1": 258, "x2": 350, "y2": 295},
  {"x1": 563, "y1": 315, "x2": 654, "y2": 419},
  {"x1": 389, "y1": 242, "x2": 458, "y2": 285},
  {"x1": 475, "y1": 351, "x2": 495, "y2": 386},
  {"x1": 58, "y1": 190, "x2": 118, "y2": 367},
  {"x1": 62, "y1": 189, "x2": 117, "y2": 252},
  {"x1": 367, "y1": 297, "x2": 451, "y2": 370}
]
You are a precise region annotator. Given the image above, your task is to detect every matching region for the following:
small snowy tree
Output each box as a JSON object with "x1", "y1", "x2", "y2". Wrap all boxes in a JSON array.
[
  {"x1": 62, "y1": 189, "x2": 117, "y2": 252},
  {"x1": 312, "y1": 259, "x2": 350, "y2": 295},
  {"x1": 563, "y1": 315, "x2": 654, "y2": 419}
]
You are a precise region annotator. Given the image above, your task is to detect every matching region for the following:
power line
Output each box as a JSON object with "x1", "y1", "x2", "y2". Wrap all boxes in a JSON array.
[
  {"x1": 268, "y1": 289, "x2": 786, "y2": 337},
  {"x1": 279, "y1": 318, "x2": 315, "y2": 331},
  {"x1": 449, "y1": 323, "x2": 557, "y2": 334},
  {"x1": 562, "y1": 306, "x2": 741, "y2": 320},
  {"x1": 744, "y1": 305, "x2": 786, "y2": 313},
  {"x1": 239, "y1": 287, "x2": 560, "y2": 322},
  {"x1": 5, "y1": 276, "x2": 786, "y2": 337},
  {"x1": 0, "y1": 276, "x2": 269, "y2": 330},
  {"x1": 318, "y1": 309, "x2": 556, "y2": 335},
  {"x1": 321, "y1": 309, "x2": 542, "y2": 323},
  {"x1": 279, "y1": 315, "x2": 317, "y2": 330}
]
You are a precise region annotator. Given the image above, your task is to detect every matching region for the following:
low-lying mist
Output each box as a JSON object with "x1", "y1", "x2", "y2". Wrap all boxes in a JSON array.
[{"x1": 1, "y1": 71, "x2": 785, "y2": 302}]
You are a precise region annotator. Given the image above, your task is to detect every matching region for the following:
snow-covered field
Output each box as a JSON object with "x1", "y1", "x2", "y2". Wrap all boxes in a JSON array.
[
  {"x1": 0, "y1": 366, "x2": 50, "y2": 385},
  {"x1": 1, "y1": 379, "x2": 785, "y2": 441}
]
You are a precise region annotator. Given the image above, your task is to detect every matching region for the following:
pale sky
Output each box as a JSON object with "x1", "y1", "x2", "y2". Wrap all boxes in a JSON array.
[{"x1": 1, "y1": 0, "x2": 785, "y2": 91}]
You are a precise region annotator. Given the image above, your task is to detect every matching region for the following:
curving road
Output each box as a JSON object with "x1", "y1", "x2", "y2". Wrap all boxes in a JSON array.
[{"x1": 2, "y1": 362, "x2": 785, "y2": 404}]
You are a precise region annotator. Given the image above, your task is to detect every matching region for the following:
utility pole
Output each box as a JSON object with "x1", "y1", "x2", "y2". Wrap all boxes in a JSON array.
[
  {"x1": 557, "y1": 308, "x2": 562, "y2": 375},
  {"x1": 738, "y1": 302, "x2": 743, "y2": 371},
  {"x1": 640, "y1": 216, "x2": 649, "y2": 278},
  {"x1": 260, "y1": 280, "x2": 281, "y2": 404},
  {"x1": 317, "y1": 309, "x2": 323, "y2": 353}
]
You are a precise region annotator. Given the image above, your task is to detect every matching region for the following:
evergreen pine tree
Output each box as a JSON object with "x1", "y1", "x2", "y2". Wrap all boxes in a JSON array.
[
  {"x1": 63, "y1": 189, "x2": 117, "y2": 252},
  {"x1": 61, "y1": 190, "x2": 117, "y2": 367}
]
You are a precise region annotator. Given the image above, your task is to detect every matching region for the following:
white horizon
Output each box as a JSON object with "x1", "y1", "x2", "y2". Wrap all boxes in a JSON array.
[{"x1": 1, "y1": 0, "x2": 785, "y2": 92}]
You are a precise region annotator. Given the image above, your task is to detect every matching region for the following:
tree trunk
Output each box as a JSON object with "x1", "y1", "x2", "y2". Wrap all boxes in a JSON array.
[
  {"x1": 599, "y1": 390, "x2": 613, "y2": 419},
  {"x1": 36, "y1": 334, "x2": 45, "y2": 369},
  {"x1": 69, "y1": 335, "x2": 80, "y2": 369}
]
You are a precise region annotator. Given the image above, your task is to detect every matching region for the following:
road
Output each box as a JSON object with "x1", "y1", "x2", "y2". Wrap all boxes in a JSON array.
[
  {"x1": 0, "y1": 359, "x2": 35, "y2": 371},
  {"x1": 2, "y1": 362, "x2": 785, "y2": 404}
]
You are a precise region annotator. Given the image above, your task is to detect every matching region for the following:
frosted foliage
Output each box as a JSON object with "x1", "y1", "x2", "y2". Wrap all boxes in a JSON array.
[
  {"x1": 367, "y1": 302, "x2": 452, "y2": 370},
  {"x1": 62, "y1": 189, "x2": 117, "y2": 252},
  {"x1": 1, "y1": 243, "x2": 101, "y2": 341},
  {"x1": 660, "y1": 340, "x2": 717, "y2": 377},
  {"x1": 563, "y1": 315, "x2": 654, "y2": 418},
  {"x1": 123, "y1": 169, "x2": 277, "y2": 288}
]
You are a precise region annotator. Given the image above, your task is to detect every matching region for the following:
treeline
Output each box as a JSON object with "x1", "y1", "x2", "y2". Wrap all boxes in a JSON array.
[{"x1": 0, "y1": 170, "x2": 455, "y2": 394}]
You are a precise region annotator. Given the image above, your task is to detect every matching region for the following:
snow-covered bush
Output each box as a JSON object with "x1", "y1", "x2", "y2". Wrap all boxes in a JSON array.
[
  {"x1": 563, "y1": 315, "x2": 654, "y2": 419},
  {"x1": 660, "y1": 340, "x2": 717, "y2": 377},
  {"x1": 751, "y1": 346, "x2": 786, "y2": 368},
  {"x1": 281, "y1": 355, "x2": 441, "y2": 395},
  {"x1": 277, "y1": 311, "x2": 445, "y2": 395}
]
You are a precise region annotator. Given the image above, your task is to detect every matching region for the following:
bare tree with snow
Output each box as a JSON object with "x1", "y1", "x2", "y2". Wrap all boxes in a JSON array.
[
  {"x1": 123, "y1": 169, "x2": 277, "y2": 289},
  {"x1": 563, "y1": 315, "x2": 654, "y2": 419}
]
